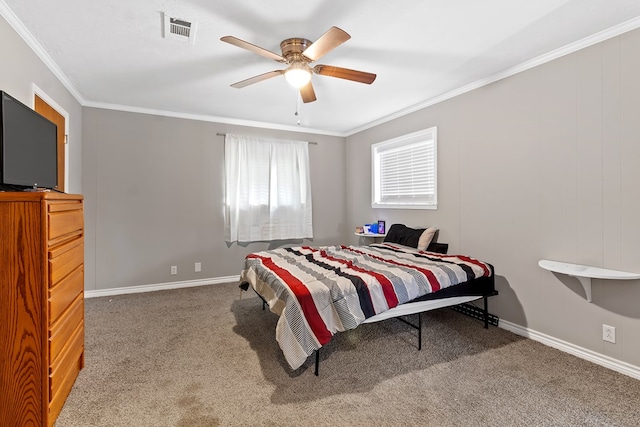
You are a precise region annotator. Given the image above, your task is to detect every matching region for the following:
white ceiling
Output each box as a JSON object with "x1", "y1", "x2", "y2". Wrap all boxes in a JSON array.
[{"x1": 3, "y1": 0, "x2": 640, "y2": 136}]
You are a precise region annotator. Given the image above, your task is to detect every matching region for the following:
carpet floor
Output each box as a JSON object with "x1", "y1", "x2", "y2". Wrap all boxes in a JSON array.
[{"x1": 55, "y1": 282, "x2": 640, "y2": 426}]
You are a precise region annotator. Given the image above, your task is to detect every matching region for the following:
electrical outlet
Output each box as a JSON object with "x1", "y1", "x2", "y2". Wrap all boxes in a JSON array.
[
  {"x1": 603, "y1": 324, "x2": 616, "y2": 343},
  {"x1": 170, "y1": 265, "x2": 177, "y2": 275},
  {"x1": 195, "y1": 262, "x2": 201, "y2": 272}
]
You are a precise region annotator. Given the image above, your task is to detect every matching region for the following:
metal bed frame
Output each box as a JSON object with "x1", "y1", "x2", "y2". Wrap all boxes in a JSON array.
[{"x1": 250, "y1": 283, "x2": 499, "y2": 376}]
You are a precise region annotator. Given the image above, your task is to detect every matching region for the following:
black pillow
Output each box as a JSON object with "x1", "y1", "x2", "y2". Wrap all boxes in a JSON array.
[{"x1": 383, "y1": 224, "x2": 426, "y2": 248}]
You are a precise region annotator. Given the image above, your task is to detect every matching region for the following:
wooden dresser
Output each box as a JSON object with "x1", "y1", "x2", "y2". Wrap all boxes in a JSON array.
[{"x1": 0, "y1": 192, "x2": 84, "y2": 427}]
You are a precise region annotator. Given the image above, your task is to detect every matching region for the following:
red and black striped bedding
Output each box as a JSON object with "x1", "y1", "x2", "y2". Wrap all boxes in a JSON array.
[{"x1": 240, "y1": 242, "x2": 492, "y2": 369}]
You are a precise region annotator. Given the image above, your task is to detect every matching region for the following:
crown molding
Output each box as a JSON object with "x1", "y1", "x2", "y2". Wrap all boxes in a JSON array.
[
  {"x1": 3, "y1": 0, "x2": 640, "y2": 138},
  {"x1": 346, "y1": 15, "x2": 640, "y2": 136},
  {"x1": 0, "y1": 1, "x2": 85, "y2": 104},
  {"x1": 82, "y1": 100, "x2": 346, "y2": 137}
]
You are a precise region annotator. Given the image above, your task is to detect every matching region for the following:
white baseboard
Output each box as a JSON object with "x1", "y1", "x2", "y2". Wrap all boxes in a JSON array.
[
  {"x1": 84, "y1": 275, "x2": 240, "y2": 298},
  {"x1": 499, "y1": 319, "x2": 640, "y2": 381}
]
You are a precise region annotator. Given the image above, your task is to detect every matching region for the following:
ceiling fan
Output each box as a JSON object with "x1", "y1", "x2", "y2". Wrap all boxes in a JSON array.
[{"x1": 220, "y1": 26, "x2": 376, "y2": 103}]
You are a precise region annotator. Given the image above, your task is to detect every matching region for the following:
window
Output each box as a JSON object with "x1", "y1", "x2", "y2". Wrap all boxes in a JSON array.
[
  {"x1": 224, "y1": 134, "x2": 313, "y2": 242},
  {"x1": 371, "y1": 127, "x2": 437, "y2": 210}
]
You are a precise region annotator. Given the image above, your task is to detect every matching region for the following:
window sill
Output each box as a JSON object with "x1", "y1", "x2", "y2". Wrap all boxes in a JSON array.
[{"x1": 371, "y1": 203, "x2": 437, "y2": 210}]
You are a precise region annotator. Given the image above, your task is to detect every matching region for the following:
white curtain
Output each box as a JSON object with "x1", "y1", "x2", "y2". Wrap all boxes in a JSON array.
[{"x1": 224, "y1": 134, "x2": 313, "y2": 243}]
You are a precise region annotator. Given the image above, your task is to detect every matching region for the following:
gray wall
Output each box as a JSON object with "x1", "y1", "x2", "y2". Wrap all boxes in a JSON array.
[
  {"x1": 82, "y1": 108, "x2": 346, "y2": 291},
  {"x1": 5, "y1": 7, "x2": 639, "y2": 372},
  {"x1": 346, "y1": 28, "x2": 640, "y2": 368},
  {"x1": 0, "y1": 15, "x2": 83, "y2": 193}
]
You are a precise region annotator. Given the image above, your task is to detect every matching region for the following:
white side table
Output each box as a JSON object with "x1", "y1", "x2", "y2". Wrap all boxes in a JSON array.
[{"x1": 355, "y1": 232, "x2": 387, "y2": 244}]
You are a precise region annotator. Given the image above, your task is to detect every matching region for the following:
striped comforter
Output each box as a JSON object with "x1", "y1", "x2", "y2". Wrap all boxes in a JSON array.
[{"x1": 240, "y1": 242, "x2": 492, "y2": 369}]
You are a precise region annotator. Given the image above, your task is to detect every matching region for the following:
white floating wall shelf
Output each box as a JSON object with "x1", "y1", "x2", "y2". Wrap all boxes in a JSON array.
[{"x1": 538, "y1": 259, "x2": 640, "y2": 303}]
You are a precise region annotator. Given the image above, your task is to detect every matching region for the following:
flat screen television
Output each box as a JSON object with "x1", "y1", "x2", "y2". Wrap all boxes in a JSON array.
[{"x1": 0, "y1": 90, "x2": 58, "y2": 190}]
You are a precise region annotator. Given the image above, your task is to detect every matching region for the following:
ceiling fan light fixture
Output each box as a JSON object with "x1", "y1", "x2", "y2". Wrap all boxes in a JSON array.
[
  {"x1": 222, "y1": 27, "x2": 375, "y2": 102},
  {"x1": 284, "y1": 63, "x2": 311, "y2": 88}
]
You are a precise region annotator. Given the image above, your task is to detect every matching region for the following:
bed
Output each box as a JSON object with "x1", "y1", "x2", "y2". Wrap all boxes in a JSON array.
[{"x1": 239, "y1": 224, "x2": 498, "y2": 374}]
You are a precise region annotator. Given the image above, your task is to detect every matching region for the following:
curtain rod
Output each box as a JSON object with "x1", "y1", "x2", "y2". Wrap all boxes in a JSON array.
[{"x1": 216, "y1": 132, "x2": 317, "y2": 145}]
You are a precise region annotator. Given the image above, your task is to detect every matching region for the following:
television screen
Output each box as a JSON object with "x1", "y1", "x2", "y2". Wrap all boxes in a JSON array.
[{"x1": 0, "y1": 91, "x2": 58, "y2": 189}]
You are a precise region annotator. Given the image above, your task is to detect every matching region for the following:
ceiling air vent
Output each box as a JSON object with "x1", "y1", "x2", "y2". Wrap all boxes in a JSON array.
[{"x1": 162, "y1": 13, "x2": 197, "y2": 44}]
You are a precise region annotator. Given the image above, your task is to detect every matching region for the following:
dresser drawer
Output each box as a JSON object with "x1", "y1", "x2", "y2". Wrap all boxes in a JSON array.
[
  {"x1": 49, "y1": 238, "x2": 84, "y2": 287},
  {"x1": 48, "y1": 203, "x2": 83, "y2": 243},
  {"x1": 49, "y1": 323, "x2": 83, "y2": 420},
  {"x1": 49, "y1": 265, "x2": 83, "y2": 324},
  {"x1": 49, "y1": 294, "x2": 83, "y2": 364}
]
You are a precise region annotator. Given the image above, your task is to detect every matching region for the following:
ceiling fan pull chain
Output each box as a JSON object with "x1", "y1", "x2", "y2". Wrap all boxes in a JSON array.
[{"x1": 295, "y1": 91, "x2": 302, "y2": 125}]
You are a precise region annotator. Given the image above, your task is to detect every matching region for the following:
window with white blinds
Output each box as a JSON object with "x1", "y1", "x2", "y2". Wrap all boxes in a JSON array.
[{"x1": 371, "y1": 127, "x2": 437, "y2": 209}]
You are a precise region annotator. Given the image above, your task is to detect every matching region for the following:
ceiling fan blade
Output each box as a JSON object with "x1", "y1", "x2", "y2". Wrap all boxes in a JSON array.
[
  {"x1": 300, "y1": 81, "x2": 316, "y2": 103},
  {"x1": 302, "y1": 26, "x2": 351, "y2": 62},
  {"x1": 220, "y1": 36, "x2": 285, "y2": 62},
  {"x1": 230, "y1": 70, "x2": 283, "y2": 88},
  {"x1": 313, "y1": 65, "x2": 376, "y2": 84}
]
